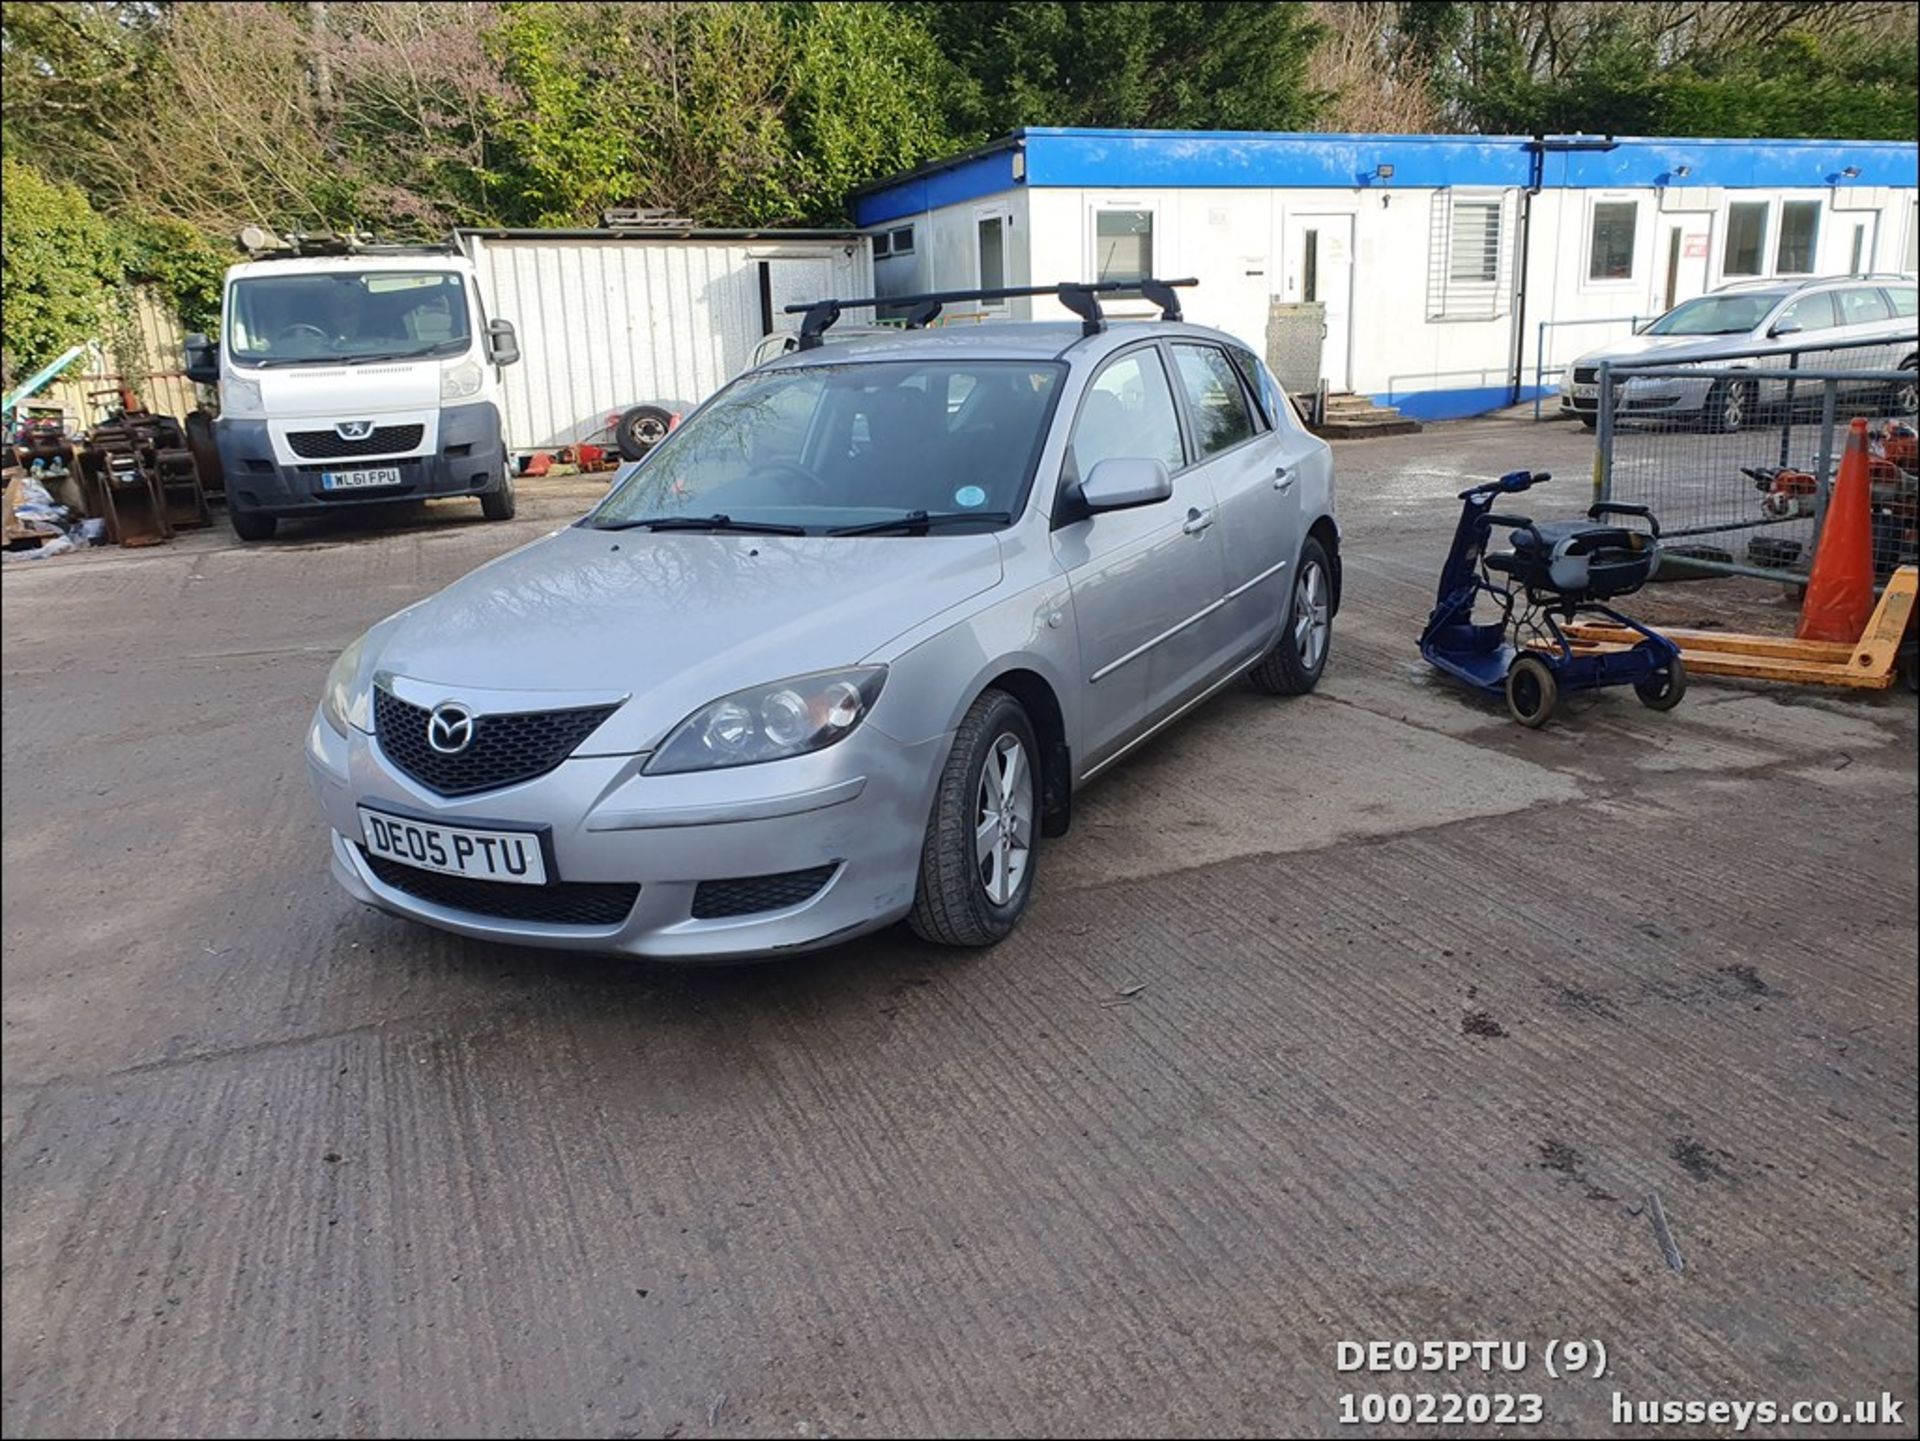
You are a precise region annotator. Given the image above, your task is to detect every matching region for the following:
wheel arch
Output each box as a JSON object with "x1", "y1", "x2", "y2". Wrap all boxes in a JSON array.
[
  {"x1": 979, "y1": 667, "x2": 1072, "y2": 837},
  {"x1": 1306, "y1": 514, "x2": 1342, "y2": 616}
]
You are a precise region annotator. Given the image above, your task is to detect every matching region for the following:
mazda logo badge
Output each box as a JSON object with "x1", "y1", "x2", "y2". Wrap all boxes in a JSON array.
[
  {"x1": 335, "y1": 420, "x2": 374, "y2": 440},
  {"x1": 426, "y1": 702, "x2": 475, "y2": 754}
]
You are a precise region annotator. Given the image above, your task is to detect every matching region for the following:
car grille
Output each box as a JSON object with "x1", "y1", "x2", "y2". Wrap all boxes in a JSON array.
[
  {"x1": 691, "y1": 864, "x2": 838, "y2": 919},
  {"x1": 1572, "y1": 366, "x2": 1598, "y2": 385},
  {"x1": 374, "y1": 687, "x2": 620, "y2": 796},
  {"x1": 288, "y1": 424, "x2": 424, "y2": 459},
  {"x1": 361, "y1": 850, "x2": 638, "y2": 926}
]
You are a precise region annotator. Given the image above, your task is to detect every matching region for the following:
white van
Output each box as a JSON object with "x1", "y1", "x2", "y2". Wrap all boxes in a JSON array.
[{"x1": 184, "y1": 241, "x2": 522, "y2": 541}]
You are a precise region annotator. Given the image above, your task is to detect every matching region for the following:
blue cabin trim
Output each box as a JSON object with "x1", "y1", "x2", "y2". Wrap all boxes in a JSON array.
[{"x1": 849, "y1": 128, "x2": 1920, "y2": 224}]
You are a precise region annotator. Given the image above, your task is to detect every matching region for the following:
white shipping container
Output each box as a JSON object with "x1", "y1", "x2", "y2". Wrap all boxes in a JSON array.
[{"x1": 459, "y1": 230, "x2": 872, "y2": 454}]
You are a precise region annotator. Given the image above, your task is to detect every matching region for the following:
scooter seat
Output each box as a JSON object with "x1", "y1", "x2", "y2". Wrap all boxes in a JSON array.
[{"x1": 1502, "y1": 521, "x2": 1656, "y2": 600}]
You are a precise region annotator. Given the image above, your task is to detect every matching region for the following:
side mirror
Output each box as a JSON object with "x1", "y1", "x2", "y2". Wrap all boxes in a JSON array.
[
  {"x1": 1770, "y1": 320, "x2": 1803, "y2": 338},
  {"x1": 487, "y1": 318, "x2": 520, "y2": 367},
  {"x1": 183, "y1": 333, "x2": 220, "y2": 386},
  {"x1": 1080, "y1": 456, "x2": 1173, "y2": 514}
]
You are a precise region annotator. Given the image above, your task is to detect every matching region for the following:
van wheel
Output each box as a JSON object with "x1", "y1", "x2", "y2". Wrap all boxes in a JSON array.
[
  {"x1": 1249, "y1": 536, "x2": 1332, "y2": 695},
  {"x1": 230, "y1": 507, "x2": 276, "y2": 541},
  {"x1": 909, "y1": 690, "x2": 1039, "y2": 948},
  {"x1": 480, "y1": 472, "x2": 516, "y2": 520}
]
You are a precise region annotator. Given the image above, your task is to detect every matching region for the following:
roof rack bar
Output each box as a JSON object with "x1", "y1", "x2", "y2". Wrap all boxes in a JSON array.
[{"x1": 786, "y1": 277, "x2": 1197, "y2": 348}]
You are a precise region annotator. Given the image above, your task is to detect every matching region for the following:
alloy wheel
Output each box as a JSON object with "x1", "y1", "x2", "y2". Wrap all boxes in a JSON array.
[
  {"x1": 1293, "y1": 560, "x2": 1330, "y2": 673},
  {"x1": 975, "y1": 733, "x2": 1033, "y2": 906}
]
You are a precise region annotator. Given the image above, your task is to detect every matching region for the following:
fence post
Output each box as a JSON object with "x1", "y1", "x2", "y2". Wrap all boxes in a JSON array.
[
  {"x1": 1805, "y1": 378, "x2": 1839, "y2": 566},
  {"x1": 1533, "y1": 319, "x2": 1547, "y2": 421},
  {"x1": 1779, "y1": 349, "x2": 1799, "y2": 468},
  {"x1": 1594, "y1": 360, "x2": 1614, "y2": 505}
]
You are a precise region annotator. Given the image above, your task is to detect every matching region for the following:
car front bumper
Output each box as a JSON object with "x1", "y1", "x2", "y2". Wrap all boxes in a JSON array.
[
  {"x1": 306, "y1": 711, "x2": 948, "y2": 960},
  {"x1": 1560, "y1": 375, "x2": 1715, "y2": 419}
]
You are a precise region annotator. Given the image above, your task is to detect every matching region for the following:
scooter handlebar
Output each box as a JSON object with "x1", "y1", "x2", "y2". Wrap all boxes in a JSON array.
[{"x1": 1458, "y1": 470, "x2": 1549, "y2": 500}]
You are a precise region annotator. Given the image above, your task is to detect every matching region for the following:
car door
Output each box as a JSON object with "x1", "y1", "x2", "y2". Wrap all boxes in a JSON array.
[
  {"x1": 1168, "y1": 340, "x2": 1306, "y2": 664},
  {"x1": 1833, "y1": 286, "x2": 1901, "y2": 401},
  {"x1": 1050, "y1": 343, "x2": 1228, "y2": 772},
  {"x1": 1758, "y1": 290, "x2": 1838, "y2": 404}
]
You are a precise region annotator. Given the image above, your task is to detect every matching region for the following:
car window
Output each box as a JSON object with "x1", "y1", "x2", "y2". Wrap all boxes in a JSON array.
[
  {"x1": 1224, "y1": 345, "x2": 1273, "y2": 431},
  {"x1": 1888, "y1": 286, "x2": 1918, "y2": 319},
  {"x1": 1776, "y1": 292, "x2": 1837, "y2": 332},
  {"x1": 1644, "y1": 293, "x2": 1778, "y2": 336},
  {"x1": 1837, "y1": 288, "x2": 1892, "y2": 325},
  {"x1": 592, "y1": 359, "x2": 1063, "y2": 531},
  {"x1": 1068, "y1": 349, "x2": 1184, "y2": 475},
  {"x1": 1171, "y1": 344, "x2": 1257, "y2": 456}
]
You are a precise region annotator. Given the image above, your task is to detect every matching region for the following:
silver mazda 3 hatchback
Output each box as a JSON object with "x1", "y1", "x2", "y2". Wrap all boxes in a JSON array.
[{"x1": 307, "y1": 298, "x2": 1338, "y2": 959}]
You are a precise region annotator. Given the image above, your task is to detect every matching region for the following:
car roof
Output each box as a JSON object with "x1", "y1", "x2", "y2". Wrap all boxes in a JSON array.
[
  {"x1": 759, "y1": 318, "x2": 1245, "y2": 369},
  {"x1": 1713, "y1": 273, "x2": 1914, "y2": 299}
]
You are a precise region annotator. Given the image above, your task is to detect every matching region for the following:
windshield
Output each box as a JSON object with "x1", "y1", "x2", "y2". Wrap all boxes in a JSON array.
[
  {"x1": 228, "y1": 271, "x2": 472, "y2": 365},
  {"x1": 1644, "y1": 294, "x2": 1779, "y2": 337},
  {"x1": 589, "y1": 359, "x2": 1065, "y2": 533}
]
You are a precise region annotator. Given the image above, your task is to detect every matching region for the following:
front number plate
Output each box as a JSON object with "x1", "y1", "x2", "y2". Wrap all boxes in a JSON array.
[
  {"x1": 322, "y1": 467, "x2": 403, "y2": 490},
  {"x1": 358, "y1": 808, "x2": 549, "y2": 885}
]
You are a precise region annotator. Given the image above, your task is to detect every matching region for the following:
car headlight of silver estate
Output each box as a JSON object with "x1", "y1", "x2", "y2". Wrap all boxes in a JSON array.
[
  {"x1": 320, "y1": 634, "x2": 370, "y2": 735},
  {"x1": 645, "y1": 667, "x2": 887, "y2": 774}
]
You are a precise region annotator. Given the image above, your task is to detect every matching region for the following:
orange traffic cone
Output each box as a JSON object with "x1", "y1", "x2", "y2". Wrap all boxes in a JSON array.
[{"x1": 1797, "y1": 417, "x2": 1876, "y2": 643}]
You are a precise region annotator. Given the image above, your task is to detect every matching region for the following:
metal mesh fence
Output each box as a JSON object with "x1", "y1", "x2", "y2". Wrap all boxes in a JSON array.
[{"x1": 1597, "y1": 333, "x2": 1918, "y2": 584}]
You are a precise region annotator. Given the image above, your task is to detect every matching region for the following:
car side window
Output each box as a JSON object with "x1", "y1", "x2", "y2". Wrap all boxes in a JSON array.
[
  {"x1": 1777, "y1": 292, "x2": 1837, "y2": 332},
  {"x1": 1885, "y1": 286, "x2": 1917, "y2": 319},
  {"x1": 1224, "y1": 345, "x2": 1273, "y2": 432},
  {"x1": 1068, "y1": 349, "x2": 1185, "y2": 476},
  {"x1": 1838, "y1": 287, "x2": 1892, "y2": 325},
  {"x1": 1171, "y1": 344, "x2": 1257, "y2": 457}
]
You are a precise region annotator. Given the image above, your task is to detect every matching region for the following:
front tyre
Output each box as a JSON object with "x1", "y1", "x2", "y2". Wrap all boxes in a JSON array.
[
  {"x1": 230, "y1": 506, "x2": 277, "y2": 542},
  {"x1": 1249, "y1": 535, "x2": 1333, "y2": 695},
  {"x1": 480, "y1": 471, "x2": 516, "y2": 521},
  {"x1": 909, "y1": 689, "x2": 1040, "y2": 948}
]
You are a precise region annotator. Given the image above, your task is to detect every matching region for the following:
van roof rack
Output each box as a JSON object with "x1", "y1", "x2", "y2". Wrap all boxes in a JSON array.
[
  {"x1": 785, "y1": 277, "x2": 1198, "y2": 349},
  {"x1": 235, "y1": 225, "x2": 455, "y2": 259}
]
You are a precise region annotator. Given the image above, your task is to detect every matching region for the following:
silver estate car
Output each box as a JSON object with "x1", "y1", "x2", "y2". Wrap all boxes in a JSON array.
[
  {"x1": 307, "y1": 311, "x2": 1337, "y2": 959},
  {"x1": 1560, "y1": 273, "x2": 1918, "y2": 431}
]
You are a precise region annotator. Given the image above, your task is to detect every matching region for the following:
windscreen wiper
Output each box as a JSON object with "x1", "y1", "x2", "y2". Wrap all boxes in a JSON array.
[
  {"x1": 343, "y1": 343, "x2": 465, "y2": 365},
  {"x1": 829, "y1": 509, "x2": 1014, "y2": 536},
  {"x1": 594, "y1": 513, "x2": 807, "y2": 535}
]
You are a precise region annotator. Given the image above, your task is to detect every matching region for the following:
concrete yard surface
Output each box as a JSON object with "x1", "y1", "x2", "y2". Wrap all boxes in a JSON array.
[{"x1": 3, "y1": 416, "x2": 1916, "y2": 1438}]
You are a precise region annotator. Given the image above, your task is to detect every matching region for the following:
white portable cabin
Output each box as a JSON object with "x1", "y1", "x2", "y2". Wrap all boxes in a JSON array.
[
  {"x1": 849, "y1": 130, "x2": 1919, "y2": 420},
  {"x1": 456, "y1": 228, "x2": 871, "y2": 454}
]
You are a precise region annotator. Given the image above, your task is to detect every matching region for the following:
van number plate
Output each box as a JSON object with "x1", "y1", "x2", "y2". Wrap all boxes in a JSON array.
[{"x1": 323, "y1": 467, "x2": 403, "y2": 490}]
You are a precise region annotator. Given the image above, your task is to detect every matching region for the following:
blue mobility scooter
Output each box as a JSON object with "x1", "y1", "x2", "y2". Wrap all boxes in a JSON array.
[{"x1": 1419, "y1": 470, "x2": 1686, "y2": 728}]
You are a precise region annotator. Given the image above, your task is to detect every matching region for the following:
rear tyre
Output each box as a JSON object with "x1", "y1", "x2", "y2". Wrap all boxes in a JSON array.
[
  {"x1": 1249, "y1": 536, "x2": 1333, "y2": 695},
  {"x1": 230, "y1": 507, "x2": 276, "y2": 542},
  {"x1": 480, "y1": 471, "x2": 516, "y2": 521},
  {"x1": 1635, "y1": 654, "x2": 1687, "y2": 711},
  {"x1": 1506, "y1": 654, "x2": 1558, "y2": 728},
  {"x1": 908, "y1": 689, "x2": 1039, "y2": 948},
  {"x1": 615, "y1": 404, "x2": 674, "y2": 461}
]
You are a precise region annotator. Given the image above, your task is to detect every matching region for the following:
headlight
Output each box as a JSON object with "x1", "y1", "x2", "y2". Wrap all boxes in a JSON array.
[
  {"x1": 440, "y1": 359, "x2": 483, "y2": 401},
  {"x1": 223, "y1": 375, "x2": 264, "y2": 417},
  {"x1": 645, "y1": 667, "x2": 886, "y2": 774},
  {"x1": 320, "y1": 634, "x2": 369, "y2": 735}
]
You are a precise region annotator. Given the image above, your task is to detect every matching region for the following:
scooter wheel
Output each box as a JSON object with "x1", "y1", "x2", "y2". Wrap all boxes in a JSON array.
[
  {"x1": 1506, "y1": 654, "x2": 1558, "y2": 728},
  {"x1": 1635, "y1": 655, "x2": 1687, "y2": 711}
]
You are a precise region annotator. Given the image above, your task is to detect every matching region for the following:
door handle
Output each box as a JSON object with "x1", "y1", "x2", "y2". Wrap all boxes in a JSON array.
[
  {"x1": 1183, "y1": 507, "x2": 1214, "y2": 536},
  {"x1": 1273, "y1": 465, "x2": 1295, "y2": 491}
]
